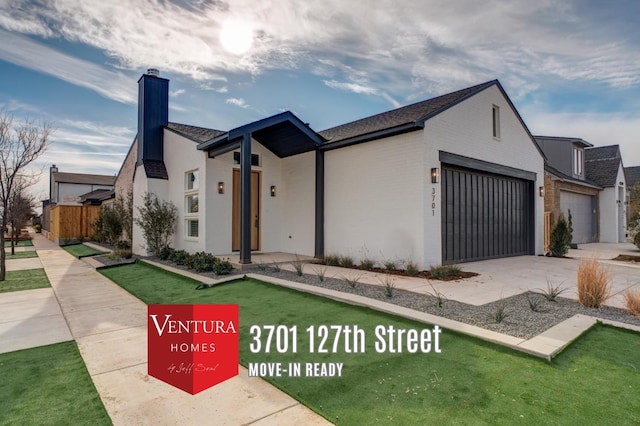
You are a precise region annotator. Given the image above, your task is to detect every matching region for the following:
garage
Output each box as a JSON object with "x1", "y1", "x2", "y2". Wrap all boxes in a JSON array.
[
  {"x1": 441, "y1": 164, "x2": 535, "y2": 264},
  {"x1": 559, "y1": 191, "x2": 596, "y2": 244}
]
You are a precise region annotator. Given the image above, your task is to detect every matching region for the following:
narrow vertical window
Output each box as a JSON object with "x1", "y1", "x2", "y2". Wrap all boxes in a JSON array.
[
  {"x1": 492, "y1": 105, "x2": 500, "y2": 139},
  {"x1": 185, "y1": 170, "x2": 199, "y2": 239},
  {"x1": 574, "y1": 148, "x2": 583, "y2": 176}
]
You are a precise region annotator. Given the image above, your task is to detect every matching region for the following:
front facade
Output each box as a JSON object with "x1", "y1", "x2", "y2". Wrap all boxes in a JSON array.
[
  {"x1": 535, "y1": 136, "x2": 601, "y2": 244},
  {"x1": 122, "y1": 71, "x2": 545, "y2": 268}
]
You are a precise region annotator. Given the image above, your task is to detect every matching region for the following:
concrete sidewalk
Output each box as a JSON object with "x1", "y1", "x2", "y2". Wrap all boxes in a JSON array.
[{"x1": 31, "y1": 234, "x2": 330, "y2": 426}]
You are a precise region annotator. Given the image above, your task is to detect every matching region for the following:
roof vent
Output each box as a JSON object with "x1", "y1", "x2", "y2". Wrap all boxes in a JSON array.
[{"x1": 147, "y1": 68, "x2": 160, "y2": 77}]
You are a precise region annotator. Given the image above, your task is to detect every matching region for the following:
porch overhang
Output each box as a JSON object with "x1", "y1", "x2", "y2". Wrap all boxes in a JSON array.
[{"x1": 197, "y1": 111, "x2": 325, "y2": 158}]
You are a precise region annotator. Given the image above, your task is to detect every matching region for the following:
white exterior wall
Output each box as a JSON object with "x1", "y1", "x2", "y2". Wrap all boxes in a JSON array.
[
  {"x1": 280, "y1": 151, "x2": 315, "y2": 255},
  {"x1": 57, "y1": 183, "x2": 113, "y2": 205},
  {"x1": 163, "y1": 131, "x2": 207, "y2": 253},
  {"x1": 325, "y1": 131, "x2": 425, "y2": 267},
  {"x1": 422, "y1": 85, "x2": 545, "y2": 265},
  {"x1": 599, "y1": 164, "x2": 627, "y2": 243}
]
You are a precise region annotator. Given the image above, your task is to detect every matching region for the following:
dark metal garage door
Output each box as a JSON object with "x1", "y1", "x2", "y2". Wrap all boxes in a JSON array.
[
  {"x1": 559, "y1": 191, "x2": 596, "y2": 244},
  {"x1": 442, "y1": 166, "x2": 535, "y2": 264}
]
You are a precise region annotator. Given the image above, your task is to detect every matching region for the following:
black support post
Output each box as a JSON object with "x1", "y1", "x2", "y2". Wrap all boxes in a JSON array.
[
  {"x1": 314, "y1": 150, "x2": 324, "y2": 258},
  {"x1": 240, "y1": 133, "x2": 252, "y2": 264}
]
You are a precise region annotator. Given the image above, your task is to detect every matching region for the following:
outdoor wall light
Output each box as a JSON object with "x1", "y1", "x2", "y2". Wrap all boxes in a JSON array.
[
  {"x1": 539, "y1": 186, "x2": 545, "y2": 197},
  {"x1": 218, "y1": 182, "x2": 224, "y2": 194},
  {"x1": 430, "y1": 168, "x2": 440, "y2": 184},
  {"x1": 270, "y1": 185, "x2": 277, "y2": 197}
]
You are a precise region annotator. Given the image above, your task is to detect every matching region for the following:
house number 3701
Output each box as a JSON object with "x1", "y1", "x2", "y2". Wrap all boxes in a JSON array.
[{"x1": 432, "y1": 188, "x2": 437, "y2": 216}]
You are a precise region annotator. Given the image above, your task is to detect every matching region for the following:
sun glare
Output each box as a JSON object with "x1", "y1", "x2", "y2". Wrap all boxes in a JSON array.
[{"x1": 219, "y1": 20, "x2": 254, "y2": 55}]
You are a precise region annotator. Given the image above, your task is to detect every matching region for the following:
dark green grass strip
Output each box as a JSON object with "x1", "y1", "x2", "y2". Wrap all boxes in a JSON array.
[
  {"x1": 4, "y1": 240, "x2": 33, "y2": 247},
  {"x1": 62, "y1": 243, "x2": 106, "y2": 258},
  {"x1": 4, "y1": 250, "x2": 38, "y2": 260},
  {"x1": 101, "y1": 261, "x2": 640, "y2": 425},
  {"x1": 0, "y1": 341, "x2": 110, "y2": 425},
  {"x1": 0, "y1": 268, "x2": 50, "y2": 293}
]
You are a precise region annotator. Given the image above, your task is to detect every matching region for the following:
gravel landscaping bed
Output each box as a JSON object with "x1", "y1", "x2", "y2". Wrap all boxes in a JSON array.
[{"x1": 144, "y1": 257, "x2": 640, "y2": 340}]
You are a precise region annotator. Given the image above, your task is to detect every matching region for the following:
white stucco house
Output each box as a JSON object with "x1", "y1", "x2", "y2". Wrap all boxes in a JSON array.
[
  {"x1": 585, "y1": 145, "x2": 628, "y2": 243},
  {"x1": 119, "y1": 70, "x2": 545, "y2": 268}
]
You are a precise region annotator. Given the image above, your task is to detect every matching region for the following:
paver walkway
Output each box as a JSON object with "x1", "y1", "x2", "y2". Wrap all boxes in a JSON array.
[{"x1": 31, "y1": 235, "x2": 330, "y2": 426}]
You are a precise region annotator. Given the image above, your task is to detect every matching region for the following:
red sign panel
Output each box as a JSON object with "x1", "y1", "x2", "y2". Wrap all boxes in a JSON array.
[{"x1": 148, "y1": 304, "x2": 239, "y2": 395}]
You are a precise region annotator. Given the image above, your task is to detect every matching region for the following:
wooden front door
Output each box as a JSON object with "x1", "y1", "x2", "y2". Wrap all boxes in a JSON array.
[{"x1": 232, "y1": 169, "x2": 261, "y2": 251}]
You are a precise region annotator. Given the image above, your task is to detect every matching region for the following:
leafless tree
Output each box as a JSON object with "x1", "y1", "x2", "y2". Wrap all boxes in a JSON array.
[
  {"x1": 6, "y1": 183, "x2": 36, "y2": 255},
  {"x1": 0, "y1": 113, "x2": 51, "y2": 281}
]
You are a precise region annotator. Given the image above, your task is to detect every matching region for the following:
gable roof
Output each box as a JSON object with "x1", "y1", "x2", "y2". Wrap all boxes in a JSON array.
[
  {"x1": 78, "y1": 188, "x2": 115, "y2": 203},
  {"x1": 585, "y1": 145, "x2": 623, "y2": 187},
  {"x1": 624, "y1": 166, "x2": 640, "y2": 188},
  {"x1": 318, "y1": 80, "x2": 496, "y2": 146},
  {"x1": 53, "y1": 172, "x2": 115, "y2": 186},
  {"x1": 533, "y1": 135, "x2": 593, "y2": 149},
  {"x1": 166, "y1": 122, "x2": 226, "y2": 143},
  {"x1": 545, "y1": 164, "x2": 602, "y2": 189}
]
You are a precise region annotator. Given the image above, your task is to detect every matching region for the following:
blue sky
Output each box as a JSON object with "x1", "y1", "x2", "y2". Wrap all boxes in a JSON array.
[{"x1": 1, "y1": 0, "x2": 639, "y2": 199}]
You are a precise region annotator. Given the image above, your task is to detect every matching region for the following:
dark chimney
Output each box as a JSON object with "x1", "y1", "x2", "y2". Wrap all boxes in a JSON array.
[
  {"x1": 137, "y1": 69, "x2": 169, "y2": 177},
  {"x1": 49, "y1": 164, "x2": 58, "y2": 203}
]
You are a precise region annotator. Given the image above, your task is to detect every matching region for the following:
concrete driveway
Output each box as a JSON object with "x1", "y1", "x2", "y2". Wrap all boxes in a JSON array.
[{"x1": 428, "y1": 243, "x2": 640, "y2": 309}]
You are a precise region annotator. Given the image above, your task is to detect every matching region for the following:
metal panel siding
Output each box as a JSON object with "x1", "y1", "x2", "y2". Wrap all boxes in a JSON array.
[
  {"x1": 442, "y1": 166, "x2": 533, "y2": 263},
  {"x1": 137, "y1": 75, "x2": 169, "y2": 163}
]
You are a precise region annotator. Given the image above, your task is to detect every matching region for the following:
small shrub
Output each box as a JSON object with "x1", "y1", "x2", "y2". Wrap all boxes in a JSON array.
[
  {"x1": 634, "y1": 232, "x2": 640, "y2": 251},
  {"x1": 60, "y1": 236, "x2": 71, "y2": 246},
  {"x1": 213, "y1": 258, "x2": 233, "y2": 275},
  {"x1": 324, "y1": 253, "x2": 340, "y2": 266},
  {"x1": 185, "y1": 251, "x2": 216, "y2": 272},
  {"x1": 550, "y1": 213, "x2": 572, "y2": 257},
  {"x1": 426, "y1": 282, "x2": 445, "y2": 308},
  {"x1": 383, "y1": 259, "x2": 397, "y2": 271},
  {"x1": 158, "y1": 246, "x2": 175, "y2": 261},
  {"x1": 624, "y1": 288, "x2": 640, "y2": 319},
  {"x1": 271, "y1": 262, "x2": 281, "y2": 272},
  {"x1": 313, "y1": 266, "x2": 327, "y2": 282},
  {"x1": 430, "y1": 264, "x2": 462, "y2": 279},
  {"x1": 116, "y1": 240, "x2": 131, "y2": 250},
  {"x1": 380, "y1": 274, "x2": 395, "y2": 298},
  {"x1": 492, "y1": 299, "x2": 508, "y2": 323},
  {"x1": 170, "y1": 249, "x2": 190, "y2": 265},
  {"x1": 256, "y1": 261, "x2": 268, "y2": 272},
  {"x1": 577, "y1": 257, "x2": 612, "y2": 308},
  {"x1": 291, "y1": 255, "x2": 305, "y2": 276},
  {"x1": 76, "y1": 234, "x2": 85, "y2": 243},
  {"x1": 537, "y1": 279, "x2": 567, "y2": 302},
  {"x1": 527, "y1": 294, "x2": 543, "y2": 312},
  {"x1": 360, "y1": 258, "x2": 376, "y2": 270},
  {"x1": 405, "y1": 260, "x2": 420, "y2": 277},
  {"x1": 342, "y1": 274, "x2": 362, "y2": 289},
  {"x1": 339, "y1": 255, "x2": 354, "y2": 268},
  {"x1": 34, "y1": 223, "x2": 42, "y2": 233},
  {"x1": 107, "y1": 249, "x2": 133, "y2": 260}
]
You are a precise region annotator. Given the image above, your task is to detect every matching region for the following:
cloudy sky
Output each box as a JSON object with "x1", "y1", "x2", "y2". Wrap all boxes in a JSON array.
[{"x1": 0, "y1": 0, "x2": 639, "y2": 199}]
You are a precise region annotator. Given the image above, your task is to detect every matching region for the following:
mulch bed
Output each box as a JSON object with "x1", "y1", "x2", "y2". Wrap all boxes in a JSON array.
[{"x1": 612, "y1": 254, "x2": 640, "y2": 263}]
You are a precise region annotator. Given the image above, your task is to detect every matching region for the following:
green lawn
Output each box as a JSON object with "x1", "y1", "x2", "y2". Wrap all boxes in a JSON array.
[
  {"x1": 0, "y1": 268, "x2": 50, "y2": 293},
  {"x1": 0, "y1": 342, "x2": 110, "y2": 424},
  {"x1": 4, "y1": 250, "x2": 38, "y2": 260},
  {"x1": 101, "y1": 261, "x2": 640, "y2": 425},
  {"x1": 4, "y1": 239, "x2": 33, "y2": 247},
  {"x1": 62, "y1": 243, "x2": 106, "y2": 258}
]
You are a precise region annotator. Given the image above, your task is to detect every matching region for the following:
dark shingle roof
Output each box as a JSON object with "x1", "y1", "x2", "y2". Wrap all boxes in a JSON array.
[
  {"x1": 79, "y1": 189, "x2": 114, "y2": 203},
  {"x1": 585, "y1": 145, "x2": 622, "y2": 187},
  {"x1": 545, "y1": 164, "x2": 602, "y2": 189},
  {"x1": 53, "y1": 172, "x2": 115, "y2": 186},
  {"x1": 625, "y1": 166, "x2": 640, "y2": 188},
  {"x1": 318, "y1": 80, "x2": 497, "y2": 144},
  {"x1": 167, "y1": 122, "x2": 226, "y2": 143},
  {"x1": 143, "y1": 159, "x2": 168, "y2": 179}
]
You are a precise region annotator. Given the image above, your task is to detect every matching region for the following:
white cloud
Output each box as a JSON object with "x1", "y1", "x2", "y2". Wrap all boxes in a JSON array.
[
  {"x1": 0, "y1": 29, "x2": 136, "y2": 104},
  {"x1": 226, "y1": 97, "x2": 249, "y2": 108},
  {"x1": 170, "y1": 89, "x2": 186, "y2": 97},
  {"x1": 1, "y1": 0, "x2": 638, "y2": 102}
]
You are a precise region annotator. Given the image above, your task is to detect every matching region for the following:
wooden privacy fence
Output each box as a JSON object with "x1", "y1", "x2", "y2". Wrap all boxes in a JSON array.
[
  {"x1": 49, "y1": 205, "x2": 101, "y2": 241},
  {"x1": 543, "y1": 211, "x2": 552, "y2": 253}
]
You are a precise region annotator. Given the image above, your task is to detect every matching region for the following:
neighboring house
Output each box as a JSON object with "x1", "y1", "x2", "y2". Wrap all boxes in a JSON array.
[
  {"x1": 534, "y1": 136, "x2": 602, "y2": 244},
  {"x1": 585, "y1": 145, "x2": 627, "y2": 243},
  {"x1": 49, "y1": 165, "x2": 116, "y2": 206},
  {"x1": 78, "y1": 189, "x2": 115, "y2": 206},
  {"x1": 120, "y1": 69, "x2": 545, "y2": 268},
  {"x1": 625, "y1": 166, "x2": 640, "y2": 216}
]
